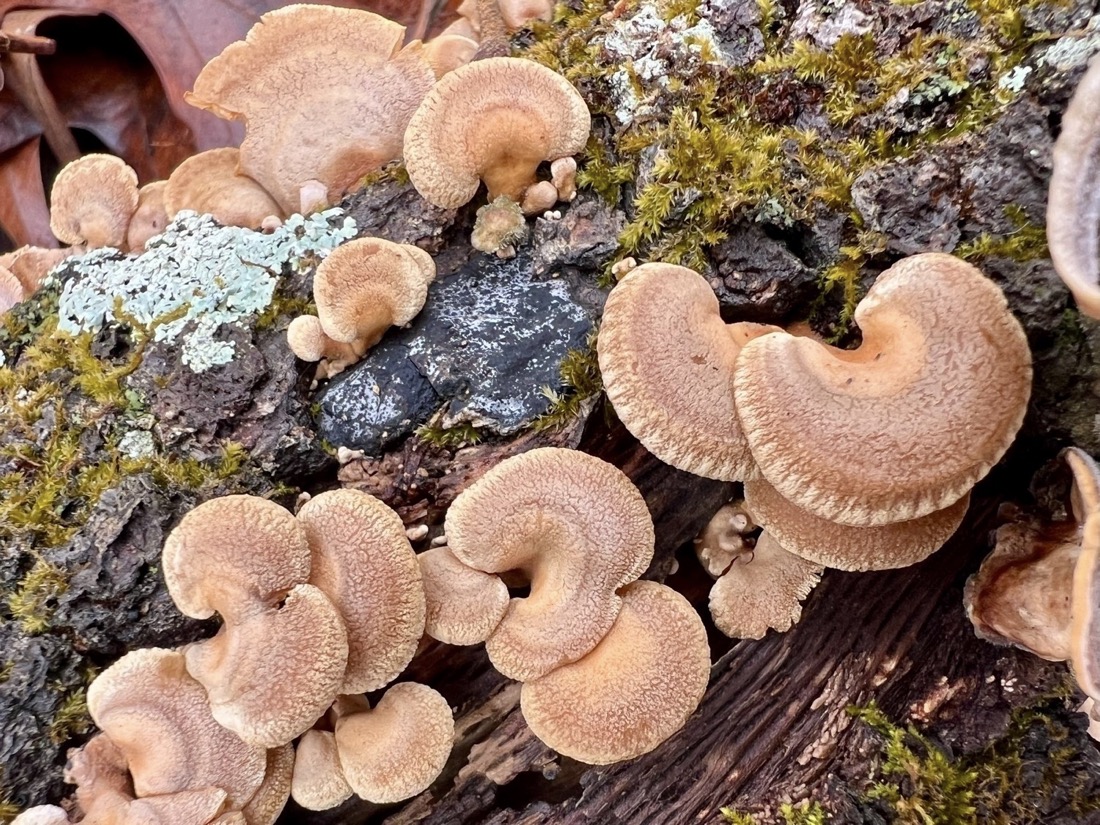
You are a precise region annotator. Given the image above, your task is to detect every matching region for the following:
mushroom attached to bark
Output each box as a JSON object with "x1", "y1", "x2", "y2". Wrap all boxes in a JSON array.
[
  {"x1": 694, "y1": 500, "x2": 756, "y2": 578},
  {"x1": 420, "y1": 545, "x2": 510, "y2": 645},
  {"x1": 49, "y1": 154, "x2": 139, "y2": 248},
  {"x1": 404, "y1": 57, "x2": 590, "y2": 209},
  {"x1": 1047, "y1": 57, "x2": 1100, "y2": 318},
  {"x1": 445, "y1": 447, "x2": 655, "y2": 681},
  {"x1": 734, "y1": 253, "x2": 1031, "y2": 526},
  {"x1": 126, "y1": 181, "x2": 170, "y2": 253},
  {"x1": 521, "y1": 580, "x2": 710, "y2": 764},
  {"x1": 708, "y1": 531, "x2": 823, "y2": 639},
  {"x1": 598, "y1": 262, "x2": 780, "y2": 481},
  {"x1": 965, "y1": 448, "x2": 1100, "y2": 720},
  {"x1": 297, "y1": 488, "x2": 426, "y2": 694},
  {"x1": 743, "y1": 476, "x2": 970, "y2": 572},
  {"x1": 334, "y1": 683, "x2": 455, "y2": 804},
  {"x1": 162, "y1": 495, "x2": 349, "y2": 747},
  {"x1": 10, "y1": 807, "x2": 68, "y2": 825},
  {"x1": 85, "y1": 648, "x2": 268, "y2": 808},
  {"x1": 165, "y1": 149, "x2": 284, "y2": 229},
  {"x1": 186, "y1": 6, "x2": 435, "y2": 214},
  {"x1": 286, "y1": 315, "x2": 362, "y2": 382},
  {"x1": 290, "y1": 730, "x2": 352, "y2": 812},
  {"x1": 0, "y1": 245, "x2": 73, "y2": 296},
  {"x1": 311, "y1": 237, "x2": 436, "y2": 356}
]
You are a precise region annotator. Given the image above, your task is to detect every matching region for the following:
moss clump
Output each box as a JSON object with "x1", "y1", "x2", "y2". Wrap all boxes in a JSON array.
[
  {"x1": 853, "y1": 696, "x2": 1100, "y2": 824},
  {"x1": 720, "y1": 801, "x2": 831, "y2": 824},
  {"x1": 415, "y1": 421, "x2": 486, "y2": 448},
  {"x1": 535, "y1": 331, "x2": 603, "y2": 432},
  {"x1": 955, "y1": 204, "x2": 1048, "y2": 263},
  {"x1": 48, "y1": 688, "x2": 92, "y2": 745},
  {"x1": 7, "y1": 560, "x2": 68, "y2": 635}
]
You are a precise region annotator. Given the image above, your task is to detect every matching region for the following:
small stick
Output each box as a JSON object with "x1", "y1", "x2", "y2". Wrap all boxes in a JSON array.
[{"x1": 0, "y1": 31, "x2": 55, "y2": 55}]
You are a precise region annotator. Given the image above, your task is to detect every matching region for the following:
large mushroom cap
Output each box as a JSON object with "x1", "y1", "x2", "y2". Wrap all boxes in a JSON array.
[
  {"x1": 404, "y1": 56, "x2": 590, "y2": 208},
  {"x1": 420, "y1": 545, "x2": 510, "y2": 645},
  {"x1": 598, "y1": 262, "x2": 779, "y2": 481},
  {"x1": 165, "y1": 149, "x2": 284, "y2": 229},
  {"x1": 186, "y1": 5, "x2": 435, "y2": 214},
  {"x1": 445, "y1": 447, "x2": 655, "y2": 681},
  {"x1": 334, "y1": 683, "x2": 455, "y2": 804},
  {"x1": 734, "y1": 253, "x2": 1032, "y2": 526},
  {"x1": 85, "y1": 648, "x2": 268, "y2": 808},
  {"x1": 312, "y1": 237, "x2": 436, "y2": 353},
  {"x1": 708, "y1": 531, "x2": 823, "y2": 639},
  {"x1": 297, "y1": 488, "x2": 426, "y2": 694},
  {"x1": 49, "y1": 154, "x2": 140, "y2": 248},
  {"x1": 743, "y1": 476, "x2": 970, "y2": 572},
  {"x1": 521, "y1": 580, "x2": 710, "y2": 764}
]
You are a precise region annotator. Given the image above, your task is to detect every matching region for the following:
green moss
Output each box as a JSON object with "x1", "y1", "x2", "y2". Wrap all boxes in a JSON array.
[
  {"x1": 956, "y1": 204, "x2": 1048, "y2": 263},
  {"x1": 534, "y1": 331, "x2": 603, "y2": 432},
  {"x1": 48, "y1": 687, "x2": 91, "y2": 744},
  {"x1": 0, "y1": 797, "x2": 20, "y2": 823},
  {"x1": 7, "y1": 560, "x2": 68, "y2": 635},
  {"x1": 254, "y1": 292, "x2": 316, "y2": 331},
  {"x1": 720, "y1": 801, "x2": 830, "y2": 824},
  {"x1": 415, "y1": 421, "x2": 486, "y2": 448}
]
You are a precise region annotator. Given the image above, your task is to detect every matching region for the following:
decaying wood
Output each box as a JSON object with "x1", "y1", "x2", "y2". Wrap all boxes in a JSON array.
[{"x1": 0, "y1": 29, "x2": 53, "y2": 54}]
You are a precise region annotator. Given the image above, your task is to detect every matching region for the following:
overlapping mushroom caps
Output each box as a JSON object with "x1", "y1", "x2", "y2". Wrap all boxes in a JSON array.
[
  {"x1": 69, "y1": 647, "x2": 291, "y2": 823},
  {"x1": 185, "y1": 5, "x2": 436, "y2": 214},
  {"x1": 126, "y1": 182, "x2": 170, "y2": 253},
  {"x1": 966, "y1": 448, "x2": 1100, "y2": 725},
  {"x1": 162, "y1": 495, "x2": 350, "y2": 747},
  {"x1": 443, "y1": 447, "x2": 655, "y2": 681},
  {"x1": 165, "y1": 149, "x2": 284, "y2": 229},
  {"x1": 49, "y1": 154, "x2": 140, "y2": 249},
  {"x1": 404, "y1": 57, "x2": 590, "y2": 211},
  {"x1": 734, "y1": 253, "x2": 1031, "y2": 527},
  {"x1": 597, "y1": 262, "x2": 780, "y2": 481},
  {"x1": 1047, "y1": 57, "x2": 1100, "y2": 318},
  {"x1": 288, "y1": 237, "x2": 436, "y2": 375}
]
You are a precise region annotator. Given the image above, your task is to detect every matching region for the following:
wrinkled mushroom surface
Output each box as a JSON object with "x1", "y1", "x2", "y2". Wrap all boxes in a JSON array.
[
  {"x1": 49, "y1": 154, "x2": 139, "y2": 248},
  {"x1": 165, "y1": 148, "x2": 284, "y2": 229}
]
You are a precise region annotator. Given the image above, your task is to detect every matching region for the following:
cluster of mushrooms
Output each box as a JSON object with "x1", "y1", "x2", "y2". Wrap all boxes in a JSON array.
[{"x1": 598, "y1": 253, "x2": 1034, "y2": 638}]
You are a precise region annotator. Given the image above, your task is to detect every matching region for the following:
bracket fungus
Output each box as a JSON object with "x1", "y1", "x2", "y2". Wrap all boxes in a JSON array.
[
  {"x1": 290, "y1": 729, "x2": 352, "y2": 812},
  {"x1": 443, "y1": 447, "x2": 655, "y2": 681},
  {"x1": 597, "y1": 262, "x2": 780, "y2": 481},
  {"x1": 734, "y1": 253, "x2": 1031, "y2": 526},
  {"x1": 1048, "y1": 56, "x2": 1100, "y2": 318},
  {"x1": 404, "y1": 57, "x2": 590, "y2": 210},
  {"x1": 419, "y1": 545, "x2": 510, "y2": 646},
  {"x1": 186, "y1": 5, "x2": 435, "y2": 214},
  {"x1": 965, "y1": 449, "x2": 1100, "y2": 713},
  {"x1": 126, "y1": 182, "x2": 170, "y2": 253},
  {"x1": 0, "y1": 265, "x2": 23, "y2": 313},
  {"x1": 296, "y1": 488, "x2": 426, "y2": 694},
  {"x1": 165, "y1": 149, "x2": 284, "y2": 230},
  {"x1": 49, "y1": 154, "x2": 139, "y2": 249},
  {"x1": 301, "y1": 236, "x2": 436, "y2": 366},
  {"x1": 0, "y1": 245, "x2": 73, "y2": 297},
  {"x1": 521, "y1": 580, "x2": 710, "y2": 764},
  {"x1": 286, "y1": 315, "x2": 364, "y2": 383},
  {"x1": 162, "y1": 495, "x2": 349, "y2": 747}
]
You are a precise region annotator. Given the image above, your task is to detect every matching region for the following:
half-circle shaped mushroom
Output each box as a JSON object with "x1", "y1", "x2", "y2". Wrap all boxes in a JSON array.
[
  {"x1": 420, "y1": 545, "x2": 510, "y2": 646},
  {"x1": 286, "y1": 315, "x2": 363, "y2": 382},
  {"x1": 290, "y1": 730, "x2": 352, "y2": 812},
  {"x1": 165, "y1": 149, "x2": 284, "y2": 229},
  {"x1": 404, "y1": 57, "x2": 590, "y2": 209},
  {"x1": 734, "y1": 253, "x2": 1031, "y2": 527},
  {"x1": 445, "y1": 447, "x2": 655, "y2": 681},
  {"x1": 49, "y1": 154, "x2": 139, "y2": 249},
  {"x1": 598, "y1": 262, "x2": 780, "y2": 481},
  {"x1": 311, "y1": 237, "x2": 436, "y2": 356},
  {"x1": 0, "y1": 246, "x2": 73, "y2": 296},
  {"x1": 297, "y1": 488, "x2": 426, "y2": 694},
  {"x1": 743, "y1": 476, "x2": 971, "y2": 572},
  {"x1": 162, "y1": 495, "x2": 349, "y2": 747},
  {"x1": 521, "y1": 580, "x2": 710, "y2": 764},
  {"x1": 186, "y1": 5, "x2": 436, "y2": 214}
]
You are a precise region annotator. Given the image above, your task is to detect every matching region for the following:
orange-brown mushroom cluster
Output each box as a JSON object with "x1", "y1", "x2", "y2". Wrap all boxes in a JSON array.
[
  {"x1": 599, "y1": 254, "x2": 1032, "y2": 637},
  {"x1": 421, "y1": 447, "x2": 711, "y2": 764}
]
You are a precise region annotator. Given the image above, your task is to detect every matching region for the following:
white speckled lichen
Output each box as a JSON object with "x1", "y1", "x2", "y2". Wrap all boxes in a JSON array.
[{"x1": 57, "y1": 209, "x2": 357, "y2": 372}]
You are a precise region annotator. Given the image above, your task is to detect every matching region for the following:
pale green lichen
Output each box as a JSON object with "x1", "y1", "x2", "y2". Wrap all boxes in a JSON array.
[{"x1": 56, "y1": 209, "x2": 357, "y2": 373}]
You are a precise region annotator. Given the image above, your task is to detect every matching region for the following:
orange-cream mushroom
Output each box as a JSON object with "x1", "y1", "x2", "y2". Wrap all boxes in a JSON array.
[
  {"x1": 290, "y1": 730, "x2": 352, "y2": 812},
  {"x1": 165, "y1": 149, "x2": 284, "y2": 229},
  {"x1": 420, "y1": 545, "x2": 510, "y2": 646},
  {"x1": 49, "y1": 154, "x2": 139, "y2": 249},
  {"x1": 126, "y1": 182, "x2": 170, "y2": 253}
]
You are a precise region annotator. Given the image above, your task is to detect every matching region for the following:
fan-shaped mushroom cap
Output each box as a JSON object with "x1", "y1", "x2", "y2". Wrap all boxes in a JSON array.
[
  {"x1": 163, "y1": 495, "x2": 349, "y2": 747},
  {"x1": 0, "y1": 266, "x2": 23, "y2": 312},
  {"x1": 85, "y1": 648, "x2": 268, "y2": 808},
  {"x1": 186, "y1": 6, "x2": 435, "y2": 214},
  {"x1": 743, "y1": 477, "x2": 970, "y2": 572},
  {"x1": 334, "y1": 683, "x2": 455, "y2": 804},
  {"x1": 290, "y1": 730, "x2": 352, "y2": 811},
  {"x1": 420, "y1": 546, "x2": 510, "y2": 645},
  {"x1": 550, "y1": 157, "x2": 577, "y2": 202},
  {"x1": 1047, "y1": 57, "x2": 1100, "y2": 318},
  {"x1": 286, "y1": 315, "x2": 364, "y2": 381},
  {"x1": 312, "y1": 237, "x2": 436, "y2": 353},
  {"x1": 598, "y1": 262, "x2": 780, "y2": 481},
  {"x1": 424, "y1": 33, "x2": 478, "y2": 78},
  {"x1": 165, "y1": 149, "x2": 284, "y2": 229},
  {"x1": 49, "y1": 154, "x2": 139, "y2": 248},
  {"x1": 694, "y1": 501, "x2": 756, "y2": 578},
  {"x1": 126, "y1": 182, "x2": 170, "y2": 253},
  {"x1": 10, "y1": 807, "x2": 68, "y2": 825},
  {"x1": 297, "y1": 488, "x2": 426, "y2": 694},
  {"x1": 0, "y1": 246, "x2": 73, "y2": 296},
  {"x1": 521, "y1": 580, "x2": 709, "y2": 764},
  {"x1": 734, "y1": 253, "x2": 1031, "y2": 526},
  {"x1": 404, "y1": 57, "x2": 590, "y2": 208},
  {"x1": 708, "y1": 531, "x2": 823, "y2": 639},
  {"x1": 240, "y1": 744, "x2": 294, "y2": 825},
  {"x1": 520, "y1": 180, "x2": 558, "y2": 215},
  {"x1": 445, "y1": 447, "x2": 655, "y2": 681}
]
